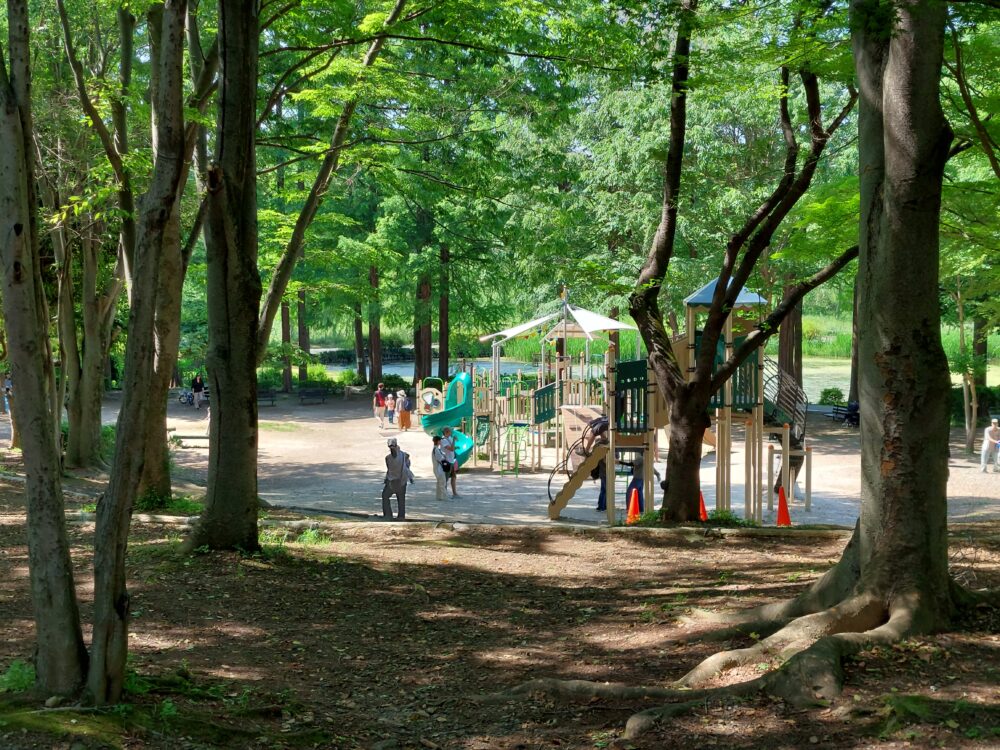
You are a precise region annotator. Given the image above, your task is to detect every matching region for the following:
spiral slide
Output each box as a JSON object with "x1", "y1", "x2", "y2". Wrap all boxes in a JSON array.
[{"x1": 420, "y1": 372, "x2": 474, "y2": 467}]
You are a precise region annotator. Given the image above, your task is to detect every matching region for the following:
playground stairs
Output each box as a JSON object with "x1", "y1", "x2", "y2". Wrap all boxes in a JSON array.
[
  {"x1": 761, "y1": 355, "x2": 808, "y2": 443},
  {"x1": 548, "y1": 443, "x2": 608, "y2": 520}
]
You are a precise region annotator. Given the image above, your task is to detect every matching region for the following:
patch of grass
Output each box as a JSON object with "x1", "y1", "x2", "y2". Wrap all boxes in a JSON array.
[
  {"x1": 878, "y1": 693, "x2": 1000, "y2": 741},
  {"x1": 0, "y1": 660, "x2": 34, "y2": 693},
  {"x1": 294, "y1": 528, "x2": 332, "y2": 545},
  {"x1": 134, "y1": 494, "x2": 203, "y2": 515},
  {"x1": 706, "y1": 509, "x2": 760, "y2": 528},
  {"x1": 259, "y1": 421, "x2": 300, "y2": 432}
]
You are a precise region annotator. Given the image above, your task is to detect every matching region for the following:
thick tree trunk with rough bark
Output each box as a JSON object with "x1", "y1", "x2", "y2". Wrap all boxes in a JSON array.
[
  {"x1": 852, "y1": 0, "x2": 953, "y2": 627},
  {"x1": 661, "y1": 389, "x2": 711, "y2": 520},
  {"x1": 849, "y1": 281, "x2": 859, "y2": 403},
  {"x1": 187, "y1": 1, "x2": 260, "y2": 552},
  {"x1": 0, "y1": 4, "x2": 88, "y2": 694},
  {"x1": 438, "y1": 244, "x2": 450, "y2": 380}
]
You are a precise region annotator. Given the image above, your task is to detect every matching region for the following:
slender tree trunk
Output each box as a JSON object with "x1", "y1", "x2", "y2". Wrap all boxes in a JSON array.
[
  {"x1": 415, "y1": 273, "x2": 432, "y2": 384},
  {"x1": 369, "y1": 265, "x2": 382, "y2": 385},
  {"x1": 87, "y1": 1, "x2": 189, "y2": 704},
  {"x1": 609, "y1": 306, "x2": 620, "y2": 354},
  {"x1": 281, "y1": 301, "x2": 293, "y2": 392},
  {"x1": 852, "y1": 0, "x2": 953, "y2": 627},
  {"x1": 353, "y1": 301, "x2": 367, "y2": 384},
  {"x1": 297, "y1": 290, "x2": 309, "y2": 385},
  {"x1": 187, "y1": 1, "x2": 261, "y2": 553},
  {"x1": 0, "y1": 5, "x2": 88, "y2": 693},
  {"x1": 972, "y1": 316, "x2": 987, "y2": 391},
  {"x1": 438, "y1": 244, "x2": 450, "y2": 380},
  {"x1": 137, "y1": 5, "x2": 219, "y2": 502}
]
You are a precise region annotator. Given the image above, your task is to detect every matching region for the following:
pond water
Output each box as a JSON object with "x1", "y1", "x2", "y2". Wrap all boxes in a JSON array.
[{"x1": 327, "y1": 356, "x2": 855, "y2": 403}]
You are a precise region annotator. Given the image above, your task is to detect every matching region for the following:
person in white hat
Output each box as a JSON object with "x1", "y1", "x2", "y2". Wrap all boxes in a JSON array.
[
  {"x1": 982, "y1": 418, "x2": 1000, "y2": 473},
  {"x1": 397, "y1": 390, "x2": 412, "y2": 431},
  {"x1": 382, "y1": 438, "x2": 414, "y2": 519}
]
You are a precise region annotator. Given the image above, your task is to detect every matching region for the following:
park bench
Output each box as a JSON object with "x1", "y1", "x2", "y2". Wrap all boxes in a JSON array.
[
  {"x1": 828, "y1": 405, "x2": 849, "y2": 421},
  {"x1": 828, "y1": 403, "x2": 859, "y2": 428},
  {"x1": 299, "y1": 387, "x2": 329, "y2": 405},
  {"x1": 258, "y1": 388, "x2": 277, "y2": 406},
  {"x1": 344, "y1": 385, "x2": 368, "y2": 398}
]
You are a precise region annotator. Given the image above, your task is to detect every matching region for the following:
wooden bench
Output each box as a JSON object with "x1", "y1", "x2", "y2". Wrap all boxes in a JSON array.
[
  {"x1": 258, "y1": 388, "x2": 277, "y2": 406},
  {"x1": 828, "y1": 405, "x2": 849, "y2": 421},
  {"x1": 299, "y1": 388, "x2": 329, "y2": 405},
  {"x1": 344, "y1": 385, "x2": 368, "y2": 398}
]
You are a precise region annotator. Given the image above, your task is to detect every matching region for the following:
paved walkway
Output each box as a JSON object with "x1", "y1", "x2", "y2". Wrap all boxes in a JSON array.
[
  {"x1": 5, "y1": 393, "x2": 998, "y2": 527},
  {"x1": 172, "y1": 396, "x2": 1000, "y2": 527}
]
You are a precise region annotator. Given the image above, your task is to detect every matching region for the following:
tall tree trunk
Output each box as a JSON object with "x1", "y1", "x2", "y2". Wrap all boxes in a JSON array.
[
  {"x1": 849, "y1": 280, "x2": 859, "y2": 403},
  {"x1": 297, "y1": 289, "x2": 309, "y2": 385},
  {"x1": 609, "y1": 306, "x2": 620, "y2": 355},
  {"x1": 777, "y1": 285, "x2": 803, "y2": 386},
  {"x1": 281, "y1": 300, "x2": 293, "y2": 392},
  {"x1": 438, "y1": 244, "x2": 450, "y2": 380},
  {"x1": 87, "y1": 0, "x2": 189, "y2": 704},
  {"x1": 0, "y1": 3, "x2": 88, "y2": 693},
  {"x1": 415, "y1": 273, "x2": 432, "y2": 384},
  {"x1": 353, "y1": 301, "x2": 367, "y2": 384},
  {"x1": 369, "y1": 265, "x2": 382, "y2": 385},
  {"x1": 137, "y1": 3, "x2": 218, "y2": 503},
  {"x1": 187, "y1": 0, "x2": 261, "y2": 553},
  {"x1": 972, "y1": 315, "x2": 987, "y2": 391},
  {"x1": 852, "y1": 0, "x2": 953, "y2": 627}
]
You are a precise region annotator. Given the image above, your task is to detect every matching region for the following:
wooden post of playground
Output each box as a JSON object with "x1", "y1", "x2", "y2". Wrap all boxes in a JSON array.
[
  {"x1": 645, "y1": 360, "x2": 655, "y2": 510},
  {"x1": 717, "y1": 411, "x2": 725, "y2": 512},
  {"x1": 606, "y1": 343, "x2": 617, "y2": 526},
  {"x1": 744, "y1": 417, "x2": 753, "y2": 522},
  {"x1": 723, "y1": 315, "x2": 734, "y2": 512},
  {"x1": 781, "y1": 423, "x2": 791, "y2": 507},
  {"x1": 767, "y1": 443, "x2": 775, "y2": 511},
  {"x1": 805, "y1": 443, "x2": 812, "y2": 511}
]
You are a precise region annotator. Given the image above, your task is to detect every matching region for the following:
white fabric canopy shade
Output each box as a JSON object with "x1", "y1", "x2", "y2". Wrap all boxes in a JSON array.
[{"x1": 480, "y1": 305, "x2": 636, "y2": 345}]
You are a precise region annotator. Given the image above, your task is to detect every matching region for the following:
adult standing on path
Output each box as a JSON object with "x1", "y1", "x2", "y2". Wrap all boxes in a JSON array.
[
  {"x1": 441, "y1": 426, "x2": 459, "y2": 498},
  {"x1": 373, "y1": 383, "x2": 387, "y2": 429},
  {"x1": 982, "y1": 418, "x2": 1000, "y2": 473},
  {"x1": 191, "y1": 373, "x2": 205, "y2": 409},
  {"x1": 382, "y1": 438, "x2": 414, "y2": 520},
  {"x1": 397, "y1": 390, "x2": 412, "y2": 431}
]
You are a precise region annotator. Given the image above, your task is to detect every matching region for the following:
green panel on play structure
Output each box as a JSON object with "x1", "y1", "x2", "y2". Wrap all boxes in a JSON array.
[
  {"x1": 615, "y1": 359, "x2": 647, "y2": 435},
  {"x1": 532, "y1": 382, "x2": 558, "y2": 424}
]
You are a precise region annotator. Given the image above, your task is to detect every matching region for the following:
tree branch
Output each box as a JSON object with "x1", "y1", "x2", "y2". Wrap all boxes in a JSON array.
[{"x1": 712, "y1": 245, "x2": 859, "y2": 391}]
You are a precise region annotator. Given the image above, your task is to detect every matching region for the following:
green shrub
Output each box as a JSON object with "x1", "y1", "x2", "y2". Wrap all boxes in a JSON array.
[
  {"x1": 257, "y1": 368, "x2": 284, "y2": 389},
  {"x1": 706, "y1": 509, "x2": 759, "y2": 528},
  {"x1": 949, "y1": 385, "x2": 1000, "y2": 426},
  {"x1": 334, "y1": 369, "x2": 366, "y2": 387},
  {"x1": 380, "y1": 374, "x2": 411, "y2": 391},
  {"x1": 0, "y1": 659, "x2": 35, "y2": 693},
  {"x1": 819, "y1": 387, "x2": 845, "y2": 406}
]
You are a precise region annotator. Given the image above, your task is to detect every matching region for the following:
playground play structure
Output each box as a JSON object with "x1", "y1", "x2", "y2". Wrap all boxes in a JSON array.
[{"x1": 415, "y1": 280, "x2": 812, "y2": 524}]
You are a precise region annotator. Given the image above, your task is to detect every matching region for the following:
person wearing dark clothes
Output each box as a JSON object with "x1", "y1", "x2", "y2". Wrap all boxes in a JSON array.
[{"x1": 191, "y1": 373, "x2": 205, "y2": 409}]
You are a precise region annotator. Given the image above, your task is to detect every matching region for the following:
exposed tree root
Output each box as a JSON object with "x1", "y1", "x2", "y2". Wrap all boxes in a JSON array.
[{"x1": 483, "y1": 543, "x2": 987, "y2": 741}]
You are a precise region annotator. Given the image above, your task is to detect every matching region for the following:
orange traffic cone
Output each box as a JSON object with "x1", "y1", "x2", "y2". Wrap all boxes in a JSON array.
[
  {"x1": 626, "y1": 488, "x2": 640, "y2": 525},
  {"x1": 698, "y1": 491, "x2": 708, "y2": 522},
  {"x1": 776, "y1": 486, "x2": 792, "y2": 527}
]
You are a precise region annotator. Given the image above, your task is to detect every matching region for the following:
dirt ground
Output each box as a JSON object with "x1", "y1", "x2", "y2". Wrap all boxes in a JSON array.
[
  {"x1": 1, "y1": 489, "x2": 999, "y2": 749},
  {"x1": 1, "y1": 396, "x2": 999, "y2": 749}
]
